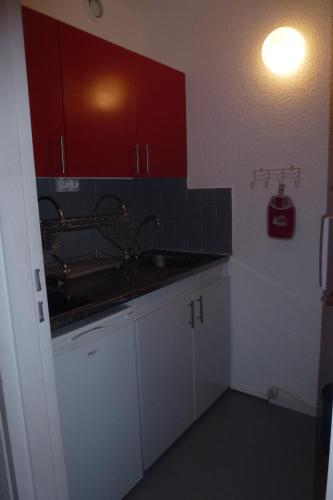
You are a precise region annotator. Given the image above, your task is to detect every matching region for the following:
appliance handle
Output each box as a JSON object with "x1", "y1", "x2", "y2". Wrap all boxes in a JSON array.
[
  {"x1": 70, "y1": 326, "x2": 104, "y2": 343},
  {"x1": 70, "y1": 313, "x2": 132, "y2": 343},
  {"x1": 53, "y1": 311, "x2": 132, "y2": 352},
  {"x1": 52, "y1": 327, "x2": 106, "y2": 353}
]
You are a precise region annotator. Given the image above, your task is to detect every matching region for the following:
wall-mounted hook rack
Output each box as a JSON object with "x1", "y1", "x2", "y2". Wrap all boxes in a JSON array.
[{"x1": 250, "y1": 165, "x2": 301, "y2": 189}]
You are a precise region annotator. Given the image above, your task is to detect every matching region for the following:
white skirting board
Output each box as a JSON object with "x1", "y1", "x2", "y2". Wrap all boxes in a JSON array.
[{"x1": 231, "y1": 385, "x2": 317, "y2": 418}]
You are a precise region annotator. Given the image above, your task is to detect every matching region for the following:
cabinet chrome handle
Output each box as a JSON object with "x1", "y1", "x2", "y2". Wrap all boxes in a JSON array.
[
  {"x1": 145, "y1": 144, "x2": 150, "y2": 175},
  {"x1": 135, "y1": 144, "x2": 140, "y2": 176},
  {"x1": 60, "y1": 136, "x2": 65, "y2": 175},
  {"x1": 188, "y1": 300, "x2": 195, "y2": 329},
  {"x1": 196, "y1": 295, "x2": 204, "y2": 324}
]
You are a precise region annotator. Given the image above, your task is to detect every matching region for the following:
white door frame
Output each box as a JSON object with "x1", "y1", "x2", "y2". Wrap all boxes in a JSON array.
[{"x1": 0, "y1": 1, "x2": 68, "y2": 499}]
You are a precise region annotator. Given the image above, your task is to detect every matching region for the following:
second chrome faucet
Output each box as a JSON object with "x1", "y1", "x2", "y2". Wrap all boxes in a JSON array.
[{"x1": 134, "y1": 215, "x2": 160, "y2": 253}]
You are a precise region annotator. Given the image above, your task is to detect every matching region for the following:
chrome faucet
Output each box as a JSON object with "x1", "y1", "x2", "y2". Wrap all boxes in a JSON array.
[
  {"x1": 94, "y1": 193, "x2": 128, "y2": 219},
  {"x1": 134, "y1": 215, "x2": 160, "y2": 252}
]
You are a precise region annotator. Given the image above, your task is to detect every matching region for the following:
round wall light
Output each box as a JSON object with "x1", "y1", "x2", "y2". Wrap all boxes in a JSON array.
[{"x1": 262, "y1": 27, "x2": 306, "y2": 76}]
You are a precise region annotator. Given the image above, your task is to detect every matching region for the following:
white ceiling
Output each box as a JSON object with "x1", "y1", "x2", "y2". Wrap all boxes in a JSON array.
[{"x1": 111, "y1": 0, "x2": 165, "y2": 13}]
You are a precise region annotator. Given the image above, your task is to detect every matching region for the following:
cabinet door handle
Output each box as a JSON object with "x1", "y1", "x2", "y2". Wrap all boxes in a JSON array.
[
  {"x1": 196, "y1": 295, "x2": 204, "y2": 324},
  {"x1": 188, "y1": 300, "x2": 195, "y2": 329},
  {"x1": 60, "y1": 136, "x2": 66, "y2": 175},
  {"x1": 135, "y1": 144, "x2": 140, "y2": 176},
  {"x1": 145, "y1": 144, "x2": 150, "y2": 175}
]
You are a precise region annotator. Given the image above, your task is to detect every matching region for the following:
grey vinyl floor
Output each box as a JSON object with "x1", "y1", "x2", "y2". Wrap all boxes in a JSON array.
[{"x1": 125, "y1": 390, "x2": 325, "y2": 500}]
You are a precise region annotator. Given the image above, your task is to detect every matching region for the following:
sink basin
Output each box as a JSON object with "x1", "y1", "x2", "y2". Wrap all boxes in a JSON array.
[{"x1": 140, "y1": 251, "x2": 205, "y2": 269}]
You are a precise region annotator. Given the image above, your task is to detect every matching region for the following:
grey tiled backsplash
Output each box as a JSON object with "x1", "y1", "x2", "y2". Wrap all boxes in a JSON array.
[{"x1": 37, "y1": 178, "x2": 232, "y2": 259}]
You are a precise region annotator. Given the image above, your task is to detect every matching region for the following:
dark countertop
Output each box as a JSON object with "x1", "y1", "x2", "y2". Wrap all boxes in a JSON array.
[{"x1": 48, "y1": 251, "x2": 229, "y2": 335}]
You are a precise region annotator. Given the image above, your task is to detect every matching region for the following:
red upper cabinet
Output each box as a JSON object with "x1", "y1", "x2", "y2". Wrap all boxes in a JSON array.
[
  {"x1": 59, "y1": 24, "x2": 137, "y2": 177},
  {"x1": 22, "y1": 8, "x2": 187, "y2": 178},
  {"x1": 136, "y1": 55, "x2": 187, "y2": 178},
  {"x1": 22, "y1": 7, "x2": 65, "y2": 177}
]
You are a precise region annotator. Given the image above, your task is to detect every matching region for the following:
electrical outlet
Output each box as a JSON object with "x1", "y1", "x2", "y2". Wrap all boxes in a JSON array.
[
  {"x1": 69, "y1": 178, "x2": 80, "y2": 192},
  {"x1": 55, "y1": 178, "x2": 70, "y2": 192},
  {"x1": 55, "y1": 178, "x2": 80, "y2": 192}
]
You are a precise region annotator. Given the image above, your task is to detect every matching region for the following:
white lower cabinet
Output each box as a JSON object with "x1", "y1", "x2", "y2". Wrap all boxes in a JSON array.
[
  {"x1": 52, "y1": 264, "x2": 230, "y2": 496},
  {"x1": 135, "y1": 297, "x2": 194, "y2": 470},
  {"x1": 135, "y1": 271, "x2": 230, "y2": 470},
  {"x1": 53, "y1": 308, "x2": 143, "y2": 500},
  {"x1": 191, "y1": 277, "x2": 230, "y2": 419}
]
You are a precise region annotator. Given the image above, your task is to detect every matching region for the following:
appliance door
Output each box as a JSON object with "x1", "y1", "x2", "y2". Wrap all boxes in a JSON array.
[
  {"x1": 53, "y1": 308, "x2": 142, "y2": 500},
  {"x1": 320, "y1": 215, "x2": 333, "y2": 292}
]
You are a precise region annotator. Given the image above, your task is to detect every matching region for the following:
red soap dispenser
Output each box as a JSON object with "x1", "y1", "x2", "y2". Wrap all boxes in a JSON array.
[{"x1": 268, "y1": 183, "x2": 295, "y2": 239}]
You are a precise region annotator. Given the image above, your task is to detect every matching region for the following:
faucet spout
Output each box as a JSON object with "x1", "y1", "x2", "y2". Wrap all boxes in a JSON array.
[
  {"x1": 94, "y1": 193, "x2": 128, "y2": 219},
  {"x1": 134, "y1": 215, "x2": 160, "y2": 251}
]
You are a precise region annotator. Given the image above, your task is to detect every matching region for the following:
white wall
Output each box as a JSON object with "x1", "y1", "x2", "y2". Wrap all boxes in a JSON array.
[
  {"x1": 139, "y1": 0, "x2": 331, "y2": 414},
  {"x1": 21, "y1": 0, "x2": 141, "y2": 53}
]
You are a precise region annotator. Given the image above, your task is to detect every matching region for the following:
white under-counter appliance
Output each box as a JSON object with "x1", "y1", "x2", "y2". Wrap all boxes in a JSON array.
[{"x1": 52, "y1": 305, "x2": 143, "y2": 500}]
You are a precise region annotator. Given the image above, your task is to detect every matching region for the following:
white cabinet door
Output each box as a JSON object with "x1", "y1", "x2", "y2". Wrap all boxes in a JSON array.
[
  {"x1": 193, "y1": 277, "x2": 230, "y2": 419},
  {"x1": 136, "y1": 297, "x2": 194, "y2": 470},
  {"x1": 54, "y1": 312, "x2": 142, "y2": 500}
]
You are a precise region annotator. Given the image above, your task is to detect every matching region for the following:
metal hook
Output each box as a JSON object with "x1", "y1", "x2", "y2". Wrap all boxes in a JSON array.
[{"x1": 251, "y1": 166, "x2": 301, "y2": 190}]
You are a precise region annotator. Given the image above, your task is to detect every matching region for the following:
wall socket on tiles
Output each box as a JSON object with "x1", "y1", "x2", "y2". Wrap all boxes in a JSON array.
[{"x1": 55, "y1": 178, "x2": 80, "y2": 192}]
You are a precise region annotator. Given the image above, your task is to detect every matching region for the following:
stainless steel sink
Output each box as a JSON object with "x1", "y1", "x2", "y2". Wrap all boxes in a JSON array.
[{"x1": 140, "y1": 251, "x2": 205, "y2": 269}]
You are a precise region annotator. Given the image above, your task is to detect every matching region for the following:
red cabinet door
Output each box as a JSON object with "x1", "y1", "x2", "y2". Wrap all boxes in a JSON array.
[
  {"x1": 136, "y1": 55, "x2": 187, "y2": 178},
  {"x1": 22, "y1": 7, "x2": 65, "y2": 177},
  {"x1": 59, "y1": 23, "x2": 137, "y2": 177}
]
